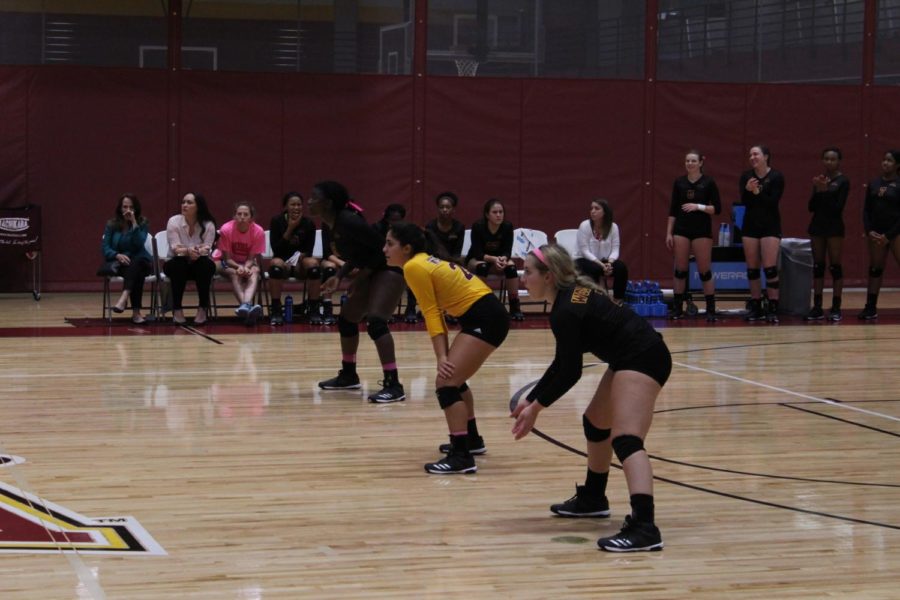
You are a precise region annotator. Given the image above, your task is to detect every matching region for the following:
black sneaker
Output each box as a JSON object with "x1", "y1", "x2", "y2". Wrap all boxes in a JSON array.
[
  {"x1": 858, "y1": 305, "x2": 878, "y2": 320},
  {"x1": 705, "y1": 311, "x2": 718, "y2": 323},
  {"x1": 509, "y1": 299, "x2": 525, "y2": 321},
  {"x1": 766, "y1": 311, "x2": 779, "y2": 324},
  {"x1": 550, "y1": 485, "x2": 611, "y2": 518},
  {"x1": 597, "y1": 515, "x2": 663, "y2": 552},
  {"x1": 744, "y1": 305, "x2": 765, "y2": 322},
  {"x1": 669, "y1": 307, "x2": 685, "y2": 320},
  {"x1": 403, "y1": 309, "x2": 419, "y2": 324},
  {"x1": 270, "y1": 313, "x2": 284, "y2": 326},
  {"x1": 368, "y1": 382, "x2": 405, "y2": 403},
  {"x1": 424, "y1": 450, "x2": 477, "y2": 475},
  {"x1": 318, "y1": 370, "x2": 361, "y2": 390},
  {"x1": 804, "y1": 306, "x2": 825, "y2": 321},
  {"x1": 321, "y1": 314, "x2": 337, "y2": 326},
  {"x1": 308, "y1": 312, "x2": 323, "y2": 325},
  {"x1": 828, "y1": 308, "x2": 842, "y2": 322},
  {"x1": 439, "y1": 435, "x2": 486, "y2": 455}
]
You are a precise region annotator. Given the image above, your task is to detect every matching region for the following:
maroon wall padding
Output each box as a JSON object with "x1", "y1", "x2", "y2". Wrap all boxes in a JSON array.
[
  {"x1": 2, "y1": 64, "x2": 900, "y2": 290},
  {"x1": 282, "y1": 74, "x2": 414, "y2": 223},
  {"x1": 423, "y1": 78, "x2": 524, "y2": 229},
  {"x1": 520, "y1": 79, "x2": 646, "y2": 269},
  {"x1": 26, "y1": 67, "x2": 169, "y2": 290},
  {"x1": 0, "y1": 67, "x2": 28, "y2": 209}
]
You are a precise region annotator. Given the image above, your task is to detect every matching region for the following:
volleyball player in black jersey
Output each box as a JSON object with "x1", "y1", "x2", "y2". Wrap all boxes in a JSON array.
[
  {"x1": 267, "y1": 192, "x2": 320, "y2": 325},
  {"x1": 805, "y1": 147, "x2": 850, "y2": 322},
  {"x1": 309, "y1": 181, "x2": 406, "y2": 403},
  {"x1": 513, "y1": 244, "x2": 671, "y2": 553},
  {"x1": 666, "y1": 150, "x2": 722, "y2": 321},
  {"x1": 467, "y1": 199, "x2": 525, "y2": 320},
  {"x1": 859, "y1": 150, "x2": 900, "y2": 320},
  {"x1": 739, "y1": 145, "x2": 786, "y2": 323}
]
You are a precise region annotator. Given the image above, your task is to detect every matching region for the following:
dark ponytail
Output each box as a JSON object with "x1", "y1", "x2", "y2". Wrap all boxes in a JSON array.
[{"x1": 389, "y1": 221, "x2": 449, "y2": 261}]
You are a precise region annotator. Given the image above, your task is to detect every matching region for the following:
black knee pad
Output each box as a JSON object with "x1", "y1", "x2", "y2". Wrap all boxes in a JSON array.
[
  {"x1": 268, "y1": 265, "x2": 286, "y2": 280},
  {"x1": 366, "y1": 317, "x2": 390, "y2": 341},
  {"x1": 611, "y1": 434, "x2": 645, "y2": 463},
  {"x1": 764, "y1": 266, "x2": 778, "y2": 280},
  {"x1": 436, "y1": 386, "x2": 463, "y2": 409},
  {"x1": 337, "y1": 315, "x2": 358, "y2": 338},
  {"x1": 458, "y1": 382, "x2": 469, "y2": 394},
  {"x1": 813, "y1": 263, "x2": 826, "y2": 278},
  {"x1": 306, "y1": 266, "x2": 321, "y2": 280},
  {"x1": 673, "y1": 269, "x2": 688, "y2": 280},
  {"x1": 869, "y1": 266, "x2": 884, "y2": 278},
  {"x1": 699, "y1": 270, "x2": 713, "y2": 282},
  {"x1": 503, "y1": 264, "x2": 519, "y2": 279},
  {"x1": 474, "y1": 262, "x2": 490, "y2": 277},
  {"x1": 321, "y1": 266, "x2": 337, "y2": 281},
  {"x1": 747, "y1": 268, "x2": 761, "y2": 281},
  {"x1": 829, "y1": 264, "x2": 843, "y2": 280},
  {"x1": 582, "y1": 415, "x2": 611, "y2": 443}
]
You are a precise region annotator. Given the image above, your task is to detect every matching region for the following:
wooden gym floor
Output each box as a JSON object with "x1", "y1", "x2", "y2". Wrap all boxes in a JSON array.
[{"x1": 0, "y1": 291, "x2": 897, "y2": 599}]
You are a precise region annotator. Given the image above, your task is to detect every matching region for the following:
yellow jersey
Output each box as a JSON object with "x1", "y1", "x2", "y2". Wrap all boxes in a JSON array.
[{"x1": 402, "y1": 253, "x2": 492, "y2": 337}]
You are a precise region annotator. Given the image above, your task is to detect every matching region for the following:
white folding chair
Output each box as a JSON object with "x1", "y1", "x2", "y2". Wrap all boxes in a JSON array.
[
  {"x1": 554, "y1": 229, "x2": 578, "y2": 257},
  {"x1": 101, "y1": 233, "x2": 159, "y2": 321},
  {"x1": 511, "y1": 228, "x2": 550, "y2": 312}
]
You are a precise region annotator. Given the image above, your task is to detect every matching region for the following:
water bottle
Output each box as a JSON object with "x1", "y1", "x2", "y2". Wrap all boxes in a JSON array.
[
  {"x1": 718, "y1": 223, "x2": 731, "y2": 247},
  {"x1": 284, "y1": 295, "x2": 293, "y2": 323}
]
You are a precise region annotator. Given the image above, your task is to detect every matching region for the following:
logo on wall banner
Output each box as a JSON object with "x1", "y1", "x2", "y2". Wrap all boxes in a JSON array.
[{"x1": 0, "y1": 479, "x2": 166, "y2": 555}]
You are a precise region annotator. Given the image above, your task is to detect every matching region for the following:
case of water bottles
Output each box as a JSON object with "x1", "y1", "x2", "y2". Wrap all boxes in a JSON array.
[{"x1": 624, "y1": 280, "x2": 668, "y2": 318}]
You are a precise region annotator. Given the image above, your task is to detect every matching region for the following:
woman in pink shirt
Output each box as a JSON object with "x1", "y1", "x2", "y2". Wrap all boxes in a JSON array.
[{"x1": 217, "y1": 202, "x2": 266, "y2": 325}]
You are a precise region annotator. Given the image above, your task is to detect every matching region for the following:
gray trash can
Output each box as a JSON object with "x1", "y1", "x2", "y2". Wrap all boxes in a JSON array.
[{"x1": 778, "y1": 238, "x2": 813, "y2": 316}]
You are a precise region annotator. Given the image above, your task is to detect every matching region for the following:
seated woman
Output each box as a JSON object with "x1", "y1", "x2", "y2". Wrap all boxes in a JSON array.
[
  {"x1": 267, "y1": 191, "x2": 320, "y2": 325},
  {"x1": 384, "y1": 222, "x2": 510, "y2": 474},
  {"x1": 100, "y1": 193, "x2": 152, "y2": 324},
  {"x1": 216, "y1": 201, "x2": 266, "y2": 326},
  {"x1": 573, "y1": 198, "x2": 628, "y2": 303},
  {"x1": 425, "y1": 191, "x2": 466, "y2": 263},
  {"x1": 164, "y1": 192, "x2": 217, "y2": 325},
  {"x1": 466, "y1": 198, "x2": 524, "y2": 320}
]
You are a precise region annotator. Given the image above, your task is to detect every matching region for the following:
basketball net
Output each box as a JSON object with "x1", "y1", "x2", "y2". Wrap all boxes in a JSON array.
[{"x1": 454, "y1": 58, "x2": 479, "y2": 77}]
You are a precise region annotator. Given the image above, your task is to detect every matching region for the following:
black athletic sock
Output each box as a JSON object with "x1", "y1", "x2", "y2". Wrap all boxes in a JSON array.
[
  {"x1": 467, "y1": 417, "x2": 480, "y2": 438},
  {"x1": 704, "y1": 294, "x2": 716, "y2": 314},
  {"x1": 831, "y1": 296, "x2": 842, "y2": 311},
  {"x1": 630, "y1": 493, "x2": 655, "y2": 523},
  {"x1": 341, "y1": 360, "x2": 357, "y2": 375},
  {"x1": 813, "y1": 293, "x2": 823, "y2": 309},
  {"x1": 867, "y1": 293, "x2": 878, "y2": 309},
  {"x1": 584, "y1": 468, "x2": 609, "y2": 498}
]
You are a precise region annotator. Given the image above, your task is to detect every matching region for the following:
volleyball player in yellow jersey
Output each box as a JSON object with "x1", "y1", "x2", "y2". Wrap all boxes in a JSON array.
[{"x1": 384, "y1": 222, "x2": 511, "y2": 474}]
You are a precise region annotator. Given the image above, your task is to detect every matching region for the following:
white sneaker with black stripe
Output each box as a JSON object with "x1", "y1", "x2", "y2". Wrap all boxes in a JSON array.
[
  {"x1": 424, "y1": 450, "x2": 476, "y2": 474},
  {"x1": 597, "y1": 515, "x2": 663, "y2": 552}
]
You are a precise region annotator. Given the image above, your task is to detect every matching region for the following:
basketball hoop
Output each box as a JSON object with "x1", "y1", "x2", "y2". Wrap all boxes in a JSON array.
[{"x1": 454, "y1": 57, "x2": 480, "y2": 77}]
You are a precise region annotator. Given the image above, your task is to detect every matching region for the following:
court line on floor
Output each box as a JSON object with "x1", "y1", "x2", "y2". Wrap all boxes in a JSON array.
[
  {"x1": 672, "y1": 361, "x2": 900, "y2": 423},
  {"x1": 0, "y1": 440, "x2": 107, "y2": 600}
]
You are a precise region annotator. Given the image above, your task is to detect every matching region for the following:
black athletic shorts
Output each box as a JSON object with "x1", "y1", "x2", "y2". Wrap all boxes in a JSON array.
[
  {"x1": 609, "y1": 339, "x2": 672, "y2": 387},
  {"x1": 673, "y1": 229, "x2": 713, "y2": 241},
  {"x1": 457, "y1": 293, "x2": 510, "y2": 348}
]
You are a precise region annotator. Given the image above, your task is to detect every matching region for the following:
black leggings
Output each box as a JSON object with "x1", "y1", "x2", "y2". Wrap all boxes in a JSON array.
[
  {"x1": 115, "y1": 258, "x2": 152, "y2": 309},
  {"x1": 576, "y1": 258, "x2": 628, "y2": 300},
  {"x1": 164, "y1": 256, "x2": 216, "y2": 309}
]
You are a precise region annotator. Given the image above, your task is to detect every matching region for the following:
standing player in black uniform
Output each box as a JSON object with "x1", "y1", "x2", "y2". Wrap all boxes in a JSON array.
[
  {"x1": 267, "y1": 192, "x2": 320, "y2": 325},
  {"x1": 466, "y1": 199, "x2": 525, "y2": 320},
  {"x1": 512, "y1": 244, "x2": 671, "y2": 552},
  {"x1": 859, "y1": 150, "x2": 900, "y2": 320},
  {"x1": 666, "y1": 150, "x2": 722, "y2": 321},
  {"x1": 425, "y1": 192, "x2": 466, "y2": 263},
  {"x1": 739, "y1": 145, "x2": 786, "y2": 323},
  {"x1": 805, "y1": 148, "x2": 850, "y2": 322},
  {"x1": 373, "y1": 203, "x2": 420, "y2": 324},
  {"x1": 310, "y1": 181, "x2": 406, "y2": 403}
]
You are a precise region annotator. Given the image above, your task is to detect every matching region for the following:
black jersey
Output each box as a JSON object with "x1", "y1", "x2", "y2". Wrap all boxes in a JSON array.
[
  {"x1": 467, "y1": 220, "x2": 514, "y2": 262},
  {"x1": 863, "y1": 177, "x2": 900, "y2": 238},
  {"x1": 669, "y1": 175, "x2": 722, "y2": 238},
  {"x1": 526, "y1": 286, "x2": 663, "y2": 408},
  {"x1": 739, "y1": 169, "x2": 785, "y2": 237},
  {"x1": 331, "y1": 209, "x2": 387, "y2": 270},
  {"x1": 807, "y1": 174, "x2": 849, "y2": 237},
  {"x1": 268, "y1": 213, "x2": 316, "y2": 260},
  {"x1": 425, "y1": 218, "x2": 465, "y2": 258}
]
